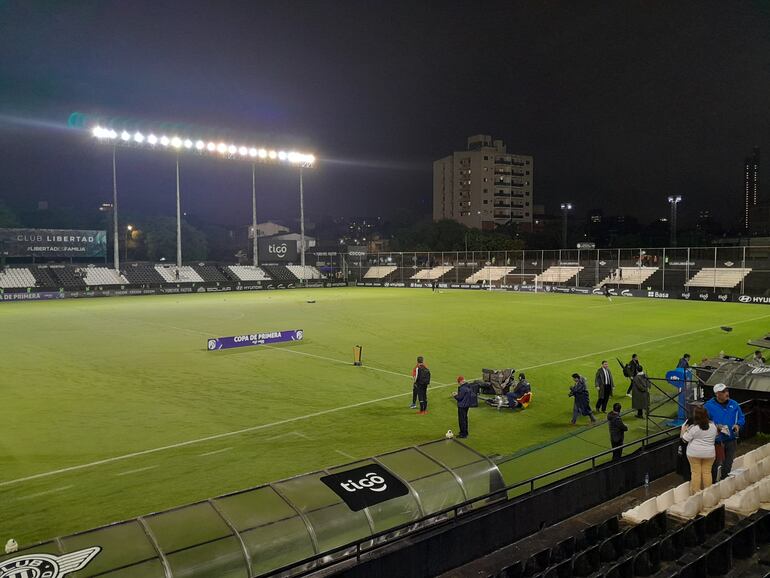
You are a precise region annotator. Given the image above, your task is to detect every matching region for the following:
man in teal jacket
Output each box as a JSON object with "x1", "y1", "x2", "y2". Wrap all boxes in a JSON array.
[{"x1": 704, "y1": 383, "x2": 745, "y2": 480}]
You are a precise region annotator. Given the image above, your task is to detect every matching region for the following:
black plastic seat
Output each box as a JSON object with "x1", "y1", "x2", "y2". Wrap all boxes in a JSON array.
[
  {"x1": 542, "y1": 558, "x2": 573, "y2": 578},
  {"x1": 552, "y1": 536, "x2": 576, "y2": 563},
  {"x1": 499, "y1": 560, "x2": 523, "y2": 578},
  {"x1": 623, "y1": 523, "x2": 646, "y2": 551},
  {"x1": 678, "y1": 552, "x2": 707, "y2": 578},
  {"x1": 599, "y1": 533, "x2": 625, "y2": 563},
  {"x1": 524, "y1": 548, "x2": 552, "y2": 576},
  {"x1": 599, "y1": 516, "x2": 620, "y2": 539},
  {"x1": 582, "y1": 523, "x2": 601, "y2": 547},
  {"x1": 572, "y1": 545, "x2": 600, "y2": 577},
  {"x1": 633, "y1": 541, "x2": 661, "y2": 577},
  {"x1": 706, "y1": 537, "x2": 732, "y2": 575},
  {"x1": 704, "y1": 505, "x2": 726, "y2": 535},
  {"x1": 604, "y1": 557, "x2": 633, "y2": 578},
  {"x1": 647, "y1": 511, "x2": 668, "y2": 540},
  {"x1": 659, "y1": 526, "x2": 685, "y2": 561}
]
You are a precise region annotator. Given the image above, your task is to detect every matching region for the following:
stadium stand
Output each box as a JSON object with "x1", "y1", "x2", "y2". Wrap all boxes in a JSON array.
[
  {"x1": 285, "y1": 264, "x2": 323, "y2": 280},
  {"x1": 598, "y1": 267, "x2": 659, "y2": 287},
  {"x1": 48, "y1": 266, "x2": 86, "y2": 289},
  {"x1": 685, "y1": 267, "x2": 753, "y2": 289},
  {"x1": 364, "y1": 265, "x2": 398, "y2": 279},
  {"x1": 535, "y1": 265, "x2": 584, "y2": 284},
  {"x1": 81, "y1": 267, "x2": 128, "y2": 286},
  {"x1": 28, "y1": 266, "x2": 59, "y2": 289},
  {"x1": 154, "y1": 265, "x2": 204, "y2": 283},
  {"x1": 465, "y1": 266, "x2": 516, "y2": 284},
  {"x1": 122, "y1": 264, "x2": 166, "y2": 285},
  {"x1": 0, "y1": 267, "x2": 35, "y2": 288},
  {"x1": 261, "y1": 264, "x2": 297, "y2": 282},
  {"x1": 437, "y1": 265, "x2": 479, "y2": 283},
  {"x1": 192, "y1": 264, "x2": 231, "y2": 283},
  {"x1": 227, "y1": 265, "x2": 272, "y2": 281},
  {"x1": 411, "y1": 265, "x2": 453, "y2": 280}
]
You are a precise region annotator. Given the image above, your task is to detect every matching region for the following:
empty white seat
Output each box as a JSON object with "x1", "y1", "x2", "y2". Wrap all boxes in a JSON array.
[
  {"x1": 364, "y1": 266, "x2": 397, "y2": 279},
  {"x1": 598, "y1": 267, "x2": 658, "y2": 287},
  {"x1": 465, "y1": 266, "x2": 516, "y2": 284},
  {"x1": 748, "y1": 464, "x2": 763, "y2": 484},
  {"x1": 656, "y1": 489, "x2": 675, "y2": 513},
  {"x1": 725, "y1": 485, "x2": 760, "y2": 516},
  {"x1": 669, "y1": 493, "x2": 703, "y2": 519},
  {"x1": 227, "y1": 266, "x2": 271, "y2": 281},
  {"x1": 534, "y1": 266, "x2": 583, "y2": 284},
  {"x1": 717, "y1": 477, "x2": 736, "y2": 501},
  {"x1": 411, "y1": 266, "x2": 453, "y2": 280},
  {"x1": 621, "y1": 497, "x2": 658, "y2": 524},
  {"x1": 758, "y1": 477, "x2": 770, "y2": 505},
  {"x1": 685, "y1": 267, "x2": 752, "y2": 289},
  {"x1": 673, "y1": 482, "x2": 691, "y2": 504},
  {"x1": 731, "y1": 470, "x2": 750, "y2": 492},
  {"x1": 700, "y1": 484, "x2": 721, "y2": 511},
  {"x1": 82, "y1": 267, "x2": 127, "y2": 286},
  {"x1": 154, "y1": 265, "x2": 204, "y2": 283},
  {"x1": 285, "y1": 265, "x2": 323, "y2": 280},
  {"x1": 0, "y1": 267, "x2": 36, "y2": 288}
]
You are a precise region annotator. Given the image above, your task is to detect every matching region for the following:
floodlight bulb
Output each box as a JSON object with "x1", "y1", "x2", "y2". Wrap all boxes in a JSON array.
[
  {"x1": 148, "y1": 134, "x2": 158, "y2": 145},
  {"x1": 238, "y1": 146, "x2": 248, "y2": 156},
  {"x1": 228, "y1": 144, "x2": 237, "y2": 154},
  {"x1": 92, "y1": 126, "x2": 103, "y2": 138},
  {"x1": 287, "y1": 152, "x2": 300, "y2": 163},
  {"x1": 206, "y1": 142, "x2": 216, "y2": 152},
  {"x1": 171, "y1": 136, "x2": 182, "y2": 148},
  {"x1": 183, "y1": 139, "x2": 193, "y2": 149},
  {"x1": 268, "y1": 150, "x2": 277, "y2": 159},
  {"x1": 217, "y1": 143, "x2": 227, "y2": 153},
  {"x1": 134, "y1": 132, "x2": 145, "y2": 143},
  {"x1": 306, "y1": 154, "x2": 316, "y2": 165},
  {"x1": 160, "y1": 136, "x2": 170, "y2": 146},
  {"x1": 248, "y1": 147, "x2": 257, "y2": 157},
  {"x1": 258, "y1": 149, "x2": 268, "y2": 158},
  {"x1": 195, "y1": 140, "x2": 205, "y2": 150},
  {"x1": 278, "y1": 151, "x2": 287, "y2": 161},
  {"x1": 120, "y1": 131, "x2": 131, "y2": 141}
]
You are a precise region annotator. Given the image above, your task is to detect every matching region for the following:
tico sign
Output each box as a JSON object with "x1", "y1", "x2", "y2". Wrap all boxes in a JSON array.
[
  {"x1": 258, "y1": 237, "x2": 298, "y2": 262},
  {"x1": 321, "y1": 464, "x2": 409, "y2": 511}
]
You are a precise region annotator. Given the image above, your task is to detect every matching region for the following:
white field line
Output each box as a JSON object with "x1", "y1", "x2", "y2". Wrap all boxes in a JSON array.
[
  {"x1": 265, "y1": 431, "x2": 311, "y2": 442},
  {"x1": 16, "y1": 485, "x2": 74, "y2": 501},
  {"x1": 2, "y1": 311, "x2": 769, "y2": 489},
  {"x1": 199, "y1": 447, "x2": 234, "y2": 457},
  {"x1": 335, "y1": 449, "x2": 356, "y2": 459},
  {"x1": 114, "y1": 465, "x2": 158, "y2": 477}
]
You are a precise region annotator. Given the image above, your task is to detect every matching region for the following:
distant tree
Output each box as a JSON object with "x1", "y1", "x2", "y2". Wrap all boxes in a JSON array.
[
  {"x1": 0, "y1": 202, "x2": 20, "y2": 228},
  {"x1": 143, "y1": 217, "x2": 208, "y2": 262}
]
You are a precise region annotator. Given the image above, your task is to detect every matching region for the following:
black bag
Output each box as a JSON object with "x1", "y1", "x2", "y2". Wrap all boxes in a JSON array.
[
  {"x1": 415, "y1": 366, "x2": 431, "y2": 386},
  {"x1": 623, "y1": 364, "x2": 632, "y2": 378}
]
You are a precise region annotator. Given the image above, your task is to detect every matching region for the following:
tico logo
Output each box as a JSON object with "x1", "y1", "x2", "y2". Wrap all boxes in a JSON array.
[
  {"x1": 340, "y1": 472, "x2": 388, "y2": 493},
  {"x1": 268, "y1": 243, "x2": 288, "y2": 258},
  {"x1": 0, "y1": 547, "x2": 100, "y2": 578},
  {"x1": 321, "y1": 464, "x2": 409, "y2": 511}
]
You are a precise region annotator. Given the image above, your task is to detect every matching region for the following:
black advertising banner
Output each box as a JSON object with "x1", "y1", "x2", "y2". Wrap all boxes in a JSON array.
[
  {"x1": 0, "y1": 228, "x2": 107, "y2": 257},
  {"x1": 258, "y1": 237, "x2": 298, "y2": 263},
  {"x1": 320, "y1": 464, "x2": 409, "y2": 511}
]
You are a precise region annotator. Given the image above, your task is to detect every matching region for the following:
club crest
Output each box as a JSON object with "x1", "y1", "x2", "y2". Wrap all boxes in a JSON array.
[{"x1": 0, "y1": 547, "x2": 100, "y2": 578}]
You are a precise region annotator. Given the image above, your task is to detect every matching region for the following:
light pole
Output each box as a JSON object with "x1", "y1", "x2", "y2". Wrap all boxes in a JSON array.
[
  {"x1": 125, "y1": 225, "x2": 133, "y2": 262},
  {"x1": 112, "y1": 146, "x2": 119, "y2": 272},
  {"x1": 299, "y1": 167, "x2": 306, "y2": 285},
  {"x1": 560, "y1": 202, "x2": 573, "y2": 248},
  {"x1": 252, "y1": 163, "x2": 258, "y2": 267},
  {"x1": 668, "y1": 195, "x2": 682, "y2": 246}
]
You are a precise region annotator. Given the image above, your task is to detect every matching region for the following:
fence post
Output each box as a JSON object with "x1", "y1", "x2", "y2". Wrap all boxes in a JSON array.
[
  {"x1": 662, "y1": 247, "x2": 666, "y2": 290},
  {"x1": 741, "y1": 246, "x2": 746, "y2": 294},
  {"x1": 713, "y1": 246, "x2": 717, "y2": 292}
]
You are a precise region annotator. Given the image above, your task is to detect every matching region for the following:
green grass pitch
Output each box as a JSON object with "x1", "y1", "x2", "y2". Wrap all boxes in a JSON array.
[{"x1": 1, "y1": 287, "x2": 768, "y2": 546}]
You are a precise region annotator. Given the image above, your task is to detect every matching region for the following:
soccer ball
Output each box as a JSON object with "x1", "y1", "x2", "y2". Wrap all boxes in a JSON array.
[
  {"x1": 445, "y1": 429, "x2": 454, "y2": 439},
  {"x1": 5, "y1": 539, "x2": 18, "y2": 553}
]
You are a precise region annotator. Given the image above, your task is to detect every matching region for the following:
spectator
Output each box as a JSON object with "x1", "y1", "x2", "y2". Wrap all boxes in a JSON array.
[
  {"x1": 452, "y1": 376, "x2": 474, "y2": 438},
  {"x1": 569, "y1": 373, "x2": 596, "y2": 425},
  {"x1": 625, "y1": 353, "x2": 642, "y2": 396},
  {"x1": 681, "y1": 406, "x2": 718, "y2": 493},
  {"x1": 705, "y1": 383, "x2": 745, "y2": 480},
  {"x1": 410, "y1": 355, "x2": 423, "y2": 409},
  {"x1": 631, "y1": 369, "x2": 650, "y2": 418},
  {"x1": 607, "y1": 403, "x2": 628, "y2": 460},
  {"x1": 677, "y1": 353, "x2": 691, "y2": 370},
  {"x1": 412, "y1": 356, "x2": 431, "y2": 414},
  {"x1": 594, "y1": 360, "x2": 614, "y2": 413},
  {"x1": 753, "y1": 350, "x2": 766, "y2": 366}
]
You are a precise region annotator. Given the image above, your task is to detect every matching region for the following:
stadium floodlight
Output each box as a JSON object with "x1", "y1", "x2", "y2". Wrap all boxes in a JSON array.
[
  {"x1": 560, "y1": 202, "x2": 573, "y2": 248},
  {"x1": 668, "y1": 195, "x2": 683, "y2": 246},
  {"x1": 91, "y1": 124, "x2": 315, "y2": 166}
]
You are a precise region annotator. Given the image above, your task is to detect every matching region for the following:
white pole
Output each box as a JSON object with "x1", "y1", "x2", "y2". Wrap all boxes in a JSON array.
[
  {"x1": 252, "y1": 163, "x2": 258, "y2": 267},
  {"x1": 299, "y1": 167, "x2": 306, "y2": 286},
  {"x1": 176, "y1": 155, "x2": 182, "y2": 271},
  {"x1": 112, "y1": 146, "x2": 120, "y2": 272}
]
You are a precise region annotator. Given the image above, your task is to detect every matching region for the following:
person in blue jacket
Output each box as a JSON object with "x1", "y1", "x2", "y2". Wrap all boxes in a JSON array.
[
  {"x1": 452, "y1": 376, "x2": 474, "y2": 438},
  {"x1": 704, "y1": 383, "x2": 745, "y2": 480}
]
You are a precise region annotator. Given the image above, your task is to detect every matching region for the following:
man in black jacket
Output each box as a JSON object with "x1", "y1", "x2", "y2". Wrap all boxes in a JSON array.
[
  {"x1": 594, "y1": 360, "x2": 614, "y2": 413},
  {"x1": 625, "y1": 353, "x2": 642, "y2": 396},
  {"x1": 607, "y1": 403, "x2": 628, "y2": 460}
]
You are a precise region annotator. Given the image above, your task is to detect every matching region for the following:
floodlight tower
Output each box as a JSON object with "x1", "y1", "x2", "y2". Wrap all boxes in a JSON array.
[
  {"x1": 91, "y1": 124, "x2": 315, "y2": 274},
  {"x1": 560, "y1": 202, "x2": 573, "y2": 248},
  {"x1": 668, "y1": 195, "x2": 682, "y2": 246}
]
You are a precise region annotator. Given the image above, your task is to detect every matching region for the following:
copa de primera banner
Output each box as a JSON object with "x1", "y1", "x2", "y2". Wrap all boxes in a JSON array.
[{"x1": 0, "y1": 228, "x2": 107, "y2": 257}]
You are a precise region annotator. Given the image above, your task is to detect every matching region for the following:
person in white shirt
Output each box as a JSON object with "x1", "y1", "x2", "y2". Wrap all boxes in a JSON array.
[{"x1": 681, "y1": 406, "x2": 718, "y2": 493}]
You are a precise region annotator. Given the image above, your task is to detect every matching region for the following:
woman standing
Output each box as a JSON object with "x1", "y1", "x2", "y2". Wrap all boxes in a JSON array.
[{"x1": 681, "y1": 406, "x2": 718, "y2": 493}]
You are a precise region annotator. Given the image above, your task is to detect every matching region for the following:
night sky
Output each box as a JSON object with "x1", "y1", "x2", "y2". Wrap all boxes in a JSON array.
[{"x1": 1, "y1": 1, "x2": 769, "y2": 228}]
